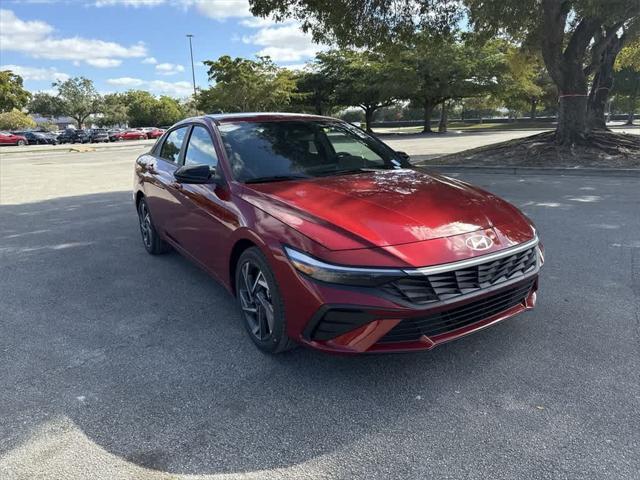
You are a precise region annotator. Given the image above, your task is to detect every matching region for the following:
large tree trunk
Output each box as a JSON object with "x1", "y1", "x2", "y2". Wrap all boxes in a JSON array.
[
  {"x1": 438, "y1": 101, "x2": 448, "y2": 133},
  {"x1": 363, "y1": 106, "x2": 375, "y2": 132},
  {"x1": 530, "y1": 98, "x2": 538, "y2": 119},
  {"x1": 556, "y1": 95, "x2": 588, "y2": 144},
  {"x1": 422, "y1": 100, "x2": 435, "y2": 133},
  {"x1": 587, "y1": 29, "x2": 624, "y2": 131},
  {"x1": 540, "y1": 2, "x2": 599, "y2": 145}
]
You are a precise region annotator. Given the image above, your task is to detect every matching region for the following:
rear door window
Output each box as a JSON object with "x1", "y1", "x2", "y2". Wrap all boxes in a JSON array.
[{"x1": 159, "y1": 127, "x2": 188, "y2": 163}]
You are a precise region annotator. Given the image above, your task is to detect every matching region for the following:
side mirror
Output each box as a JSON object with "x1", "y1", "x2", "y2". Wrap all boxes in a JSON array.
[
  {"x1": 395, "y1": 150, "x2": 410, "y2": 162},
  {"x1": 174, "y1": 164, "x2": 221, "y2": 184}
]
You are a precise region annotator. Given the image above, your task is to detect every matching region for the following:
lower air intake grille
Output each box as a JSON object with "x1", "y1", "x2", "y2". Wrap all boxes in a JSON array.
[{"x1": 378, "y1": 279, "x2": 535, "y2": 344}]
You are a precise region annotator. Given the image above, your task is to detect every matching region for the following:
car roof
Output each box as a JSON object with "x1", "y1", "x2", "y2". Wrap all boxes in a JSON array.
[{"x1": 204, "y1": 112, "x2": 336, "y2": 123}]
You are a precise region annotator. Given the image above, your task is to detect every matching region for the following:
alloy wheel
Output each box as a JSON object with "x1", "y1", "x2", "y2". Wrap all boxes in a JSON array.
[
  {"x1": 238, "y1": 260, "x2": 275, "y2": 341},
  {"x1": 138, "y1": 201, "x2": 152, "y2": 249}
]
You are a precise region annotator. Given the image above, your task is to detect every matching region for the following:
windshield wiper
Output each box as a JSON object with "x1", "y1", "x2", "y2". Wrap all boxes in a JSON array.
[
  {"x1": 315, "y1": 167, "x2": 381, "y2": 177},
  {"x1": 244, "y1": 174, "x2": 310, "y2": 184}
]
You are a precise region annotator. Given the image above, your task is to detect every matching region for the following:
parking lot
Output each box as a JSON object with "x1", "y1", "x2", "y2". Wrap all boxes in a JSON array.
[{"x1": 1, "y1": 144, "x2": 639, "y2": 479}]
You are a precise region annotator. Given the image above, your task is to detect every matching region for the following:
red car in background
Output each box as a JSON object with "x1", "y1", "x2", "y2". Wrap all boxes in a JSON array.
[
  {"x1": 134, "y1": 113, "x2": 543, "y2": 354},
  {"x1": 0, "y1": 131, "x2": 28, "y2": 146},
  {"x1": 145, "y1": 128, "x2": 165, "y2": 139},
  {"x1": 112, "y1": 129, "x2": 147, "y2": 141}
]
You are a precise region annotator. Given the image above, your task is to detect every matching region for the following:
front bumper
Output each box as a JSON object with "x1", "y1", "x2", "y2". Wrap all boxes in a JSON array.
[
  {"x1": 300, "y1": 274, "x2": 538, "y2": 353},
  {"x1": 274, "y1": 239, "x2": 542, "y2": 354}
]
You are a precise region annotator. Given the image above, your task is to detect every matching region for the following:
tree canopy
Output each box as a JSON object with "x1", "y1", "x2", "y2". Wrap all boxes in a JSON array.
[
  {"x1": 198, "y1": 56, "x2": 298, "y2": 113},
  {"x1": 0, "y1": 71, "x2": 31, "y2": 113},
  {"x1": 53, "y1": 77, "x2": 102, "y2": 128}
]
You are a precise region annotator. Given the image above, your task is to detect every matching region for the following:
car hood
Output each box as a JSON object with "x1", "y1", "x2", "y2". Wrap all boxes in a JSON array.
[{"x1": 242, "y1": 169, "x2": 534, "y2": 251}]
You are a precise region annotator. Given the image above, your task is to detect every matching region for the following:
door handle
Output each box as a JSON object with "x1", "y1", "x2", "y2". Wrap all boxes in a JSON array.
[{"x1": 170, "y1": 182, "x2": 183, "y2": 190}]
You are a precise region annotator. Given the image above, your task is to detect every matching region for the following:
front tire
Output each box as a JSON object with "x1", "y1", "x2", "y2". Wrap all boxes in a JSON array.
[
  {"x1": 235, "y1": 247, "x2": 295, "y2": 354},
  {"x1": 137, "y1": 198, "x2": 171, "y2": 255},
  {"x1": 17, "y1": 140, "x2": 25, "y2": 146}
]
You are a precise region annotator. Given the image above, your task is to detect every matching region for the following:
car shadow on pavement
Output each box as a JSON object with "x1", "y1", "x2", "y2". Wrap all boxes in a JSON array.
[{"x1": 0, "y1": 191, "x2": 533, "y2": 476}]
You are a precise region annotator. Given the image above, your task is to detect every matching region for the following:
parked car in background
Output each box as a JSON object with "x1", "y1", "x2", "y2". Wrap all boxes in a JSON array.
[
  {"x1": 88, "y1": 129, "x2": 110, "y2": 143},
  {"x1": 145, "y1": 128, "x2": 165, "y2": 139},
  {"x1": 58, "y1": 129, "x2": 90, "y2": 144},
  {"x1": 0, "y1": 131, "x2": 28, "y2": 146},
  {"x1": 112, "y1": 129, "x2": 148, "y2": 141},
  {"x1": 13, "y1": 131, "x2": 58, "y2": 145}
]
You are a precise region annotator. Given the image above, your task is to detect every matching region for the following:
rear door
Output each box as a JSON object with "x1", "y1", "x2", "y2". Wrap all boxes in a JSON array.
[{"x1": 139, "y1": 125, "x2": 191, "y2": 241}]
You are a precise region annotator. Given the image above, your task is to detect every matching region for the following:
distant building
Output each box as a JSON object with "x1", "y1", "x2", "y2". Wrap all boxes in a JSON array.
[{"x1": 31, "y1": 115, "x2": 76, "y2": 130}]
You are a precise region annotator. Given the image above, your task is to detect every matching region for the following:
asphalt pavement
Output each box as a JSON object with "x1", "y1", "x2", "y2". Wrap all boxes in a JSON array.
[{"x1": 0, "y1": 148, "x2": 639, "y2": 479}]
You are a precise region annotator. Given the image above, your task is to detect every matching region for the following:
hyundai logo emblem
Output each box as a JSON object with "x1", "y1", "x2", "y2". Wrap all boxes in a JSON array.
[{"x1": 466, "y1": 235, "x2": 493, "y2": 251}]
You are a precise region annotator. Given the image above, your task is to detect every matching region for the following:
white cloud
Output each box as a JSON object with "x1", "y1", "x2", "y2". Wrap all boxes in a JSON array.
[
  {"x1": 243, "y1": 24, "x2": 324, "y2": 62},
  {"x1": 106, "y1": 77, "x2": 146, "y2": 87},
  {"x1": 86, "y1": 58, "x2": 122, "y2": 68},
  {"x1": 155, "y1": 63, "x2": 185, "y2": 76},
  {"x1": 0, "y1": 9, "x2": 147, "y2": 66},
  {"x1": 188, "y1": 0, "x2": 251, "y2": 19},
  {"x1": 94, "y1": 0, "x2": 165, "y2": 6},
  {"x1": 106, "y1": 77, "x2": 193, "y2": 97},
  {"x1": 148, "y1": 80, "x2": 193, "y2": 96},
  {"x1": 0, "y1": 64, "x2": 69, "y2": 82},
  {"x1": 142, "y1": 56, "x2": 157, "y2": 64},
  {"x1": 93, "y1": 0, "x2": 252, "y2": 19}
]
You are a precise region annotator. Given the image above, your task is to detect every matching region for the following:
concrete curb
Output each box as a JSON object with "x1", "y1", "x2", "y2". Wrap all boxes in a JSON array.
[
  {"x1": 0, "y1": 141, "x2": 153, "y2": 155},
  {"x1": 416, "y1": 164, "x2": 640, "y2": 177}
]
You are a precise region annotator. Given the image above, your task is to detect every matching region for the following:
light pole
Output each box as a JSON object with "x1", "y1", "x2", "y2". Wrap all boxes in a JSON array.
[{"x1": 186, "y1": 34, "x2": 197, "y2": 110}]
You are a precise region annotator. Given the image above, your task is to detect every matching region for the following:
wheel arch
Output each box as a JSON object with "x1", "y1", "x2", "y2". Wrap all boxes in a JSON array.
[{"x1": 228, "y1": 238, "x2": 259, "y2": 296}]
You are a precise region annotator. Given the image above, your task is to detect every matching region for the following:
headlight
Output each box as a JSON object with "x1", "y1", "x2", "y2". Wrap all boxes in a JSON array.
[{"x1": 284, "y1": 246, "x2": 405, "y2": 287}]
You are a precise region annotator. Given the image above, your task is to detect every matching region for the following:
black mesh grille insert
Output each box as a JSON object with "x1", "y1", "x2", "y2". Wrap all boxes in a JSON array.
[
  {"x1": 382, "y1": 246, "x2": 537, "y2": 306},
  {"x1": 378, "y1": 279, "x2": 535, "y2": 344}
]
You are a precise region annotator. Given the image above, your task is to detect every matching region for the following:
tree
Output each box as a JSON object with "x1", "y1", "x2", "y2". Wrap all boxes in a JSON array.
[
  {"x1": 151, "y1": 96, "x2": 185, "y2": 126},
  {"x1": 250, "y1": 0, "x2": 640, "y2": 145},
  {"x1": 494, "y1": 49, "x2": 550, "y2": 120},
  {"x1": 316, "y1": 49, "x2": 408, "y2": 131},
  {"x1": 0, "y1": 109, "x2": 36, "y2": 130},
  {"x1": 28, "y1": 92, "x2": 65, "y2": 119},
  {"x1": 466, "y1": 0, "x2": 640, "y2": 144},
  {"x1": 198, "y1": 56, "x2": 297, "y2": 112},
  {"x1": 96, "y1": 93, "x2": 129, "y2": 127},
  {"x1": 612, "y1": 41, "x2": 640, "y2": 125},
  {"x1": 53, "y1": 77, "x2": 101, "y2": 128},
  {"x1": 293, "y1": 69, "x2": 335, "y2": 115},
  {"x1": 397, "y1": 32, "x2": 505, "y2": 132},
  {"x1": 0, "y1": 71, "x2": 31, "y2": 113},
  {"x1": 126, "y1": 90, "x2": 158, "y2": 127}
]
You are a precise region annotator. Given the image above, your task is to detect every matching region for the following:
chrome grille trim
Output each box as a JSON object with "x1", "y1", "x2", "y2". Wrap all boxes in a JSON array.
[{"x1": 403, "y1": 236, "x2": 539, "y2": 276}]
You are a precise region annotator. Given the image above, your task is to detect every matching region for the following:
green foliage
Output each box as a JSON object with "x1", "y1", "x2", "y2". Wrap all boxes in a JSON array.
[
  {"x1": 292, "y1": 69, "x2": 335, "y2": 115},
  {"x1": 96, "y1": 93, "x2": 129, "y2": 127},
  {"x1": 249, "y1": 0, "x2": 461, "y2": 46},
  {"x1": 316, "y1": 49, "x2": 408, "y2": 130},
  {"x1": 198, "y1": 56, "x2": 298, "y2": 113},
  {"x1": 28, "y1": 92, "x2": 65, "y2": 118},
  {"x1": 0, "y1": 109, "x2": 36, "y2": 130},
  {"x1": 616, "y1": 40, "x2": 640, "y2": 71},
  {"x1": 494, "y1": 49, "x2": 556, "y2": 118},
  {"x1": 0, "y1": 71, "x2": 31, "y2": 113},
  {"x1": 124, "y1": 90, "x2": 185, "y2": 127},
  {"x1": 53, "y1": 77, "x2": 101, "y2": 127}
]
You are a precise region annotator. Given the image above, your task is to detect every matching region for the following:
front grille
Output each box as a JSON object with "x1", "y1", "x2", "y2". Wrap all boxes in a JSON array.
[
  {"x1": 378, "y1": 279, "x2": 535, "y2": 343},
  {"x1": 382, "y1": 246, "x2": 537, "y2": 306}
]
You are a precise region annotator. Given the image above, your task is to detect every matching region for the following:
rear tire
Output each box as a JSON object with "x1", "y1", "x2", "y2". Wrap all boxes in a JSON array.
[
  {"x1": 17, "y1": 140, "x2": 25, "y2": 146},
  {"x1": 137, "y1": 197, "x2": 171, "y2": 255},
  {"x1": 235, "y1": 247, "x2": 296, "y2": 354}
]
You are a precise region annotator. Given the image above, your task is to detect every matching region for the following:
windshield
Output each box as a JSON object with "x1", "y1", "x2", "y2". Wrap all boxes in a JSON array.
[{"x1": 217, "y1": 120, "x2": 402, "y2": 183}]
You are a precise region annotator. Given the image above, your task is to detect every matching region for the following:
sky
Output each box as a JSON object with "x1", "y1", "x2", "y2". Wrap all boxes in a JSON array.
[{"x1": 0, "y1": 0, "x2": 324, "y2": 98}]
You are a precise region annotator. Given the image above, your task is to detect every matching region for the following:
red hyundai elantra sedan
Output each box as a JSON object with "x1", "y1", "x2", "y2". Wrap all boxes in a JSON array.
[{"x1": 134, "y1": 113, "x2": 543, "y2": 354}]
